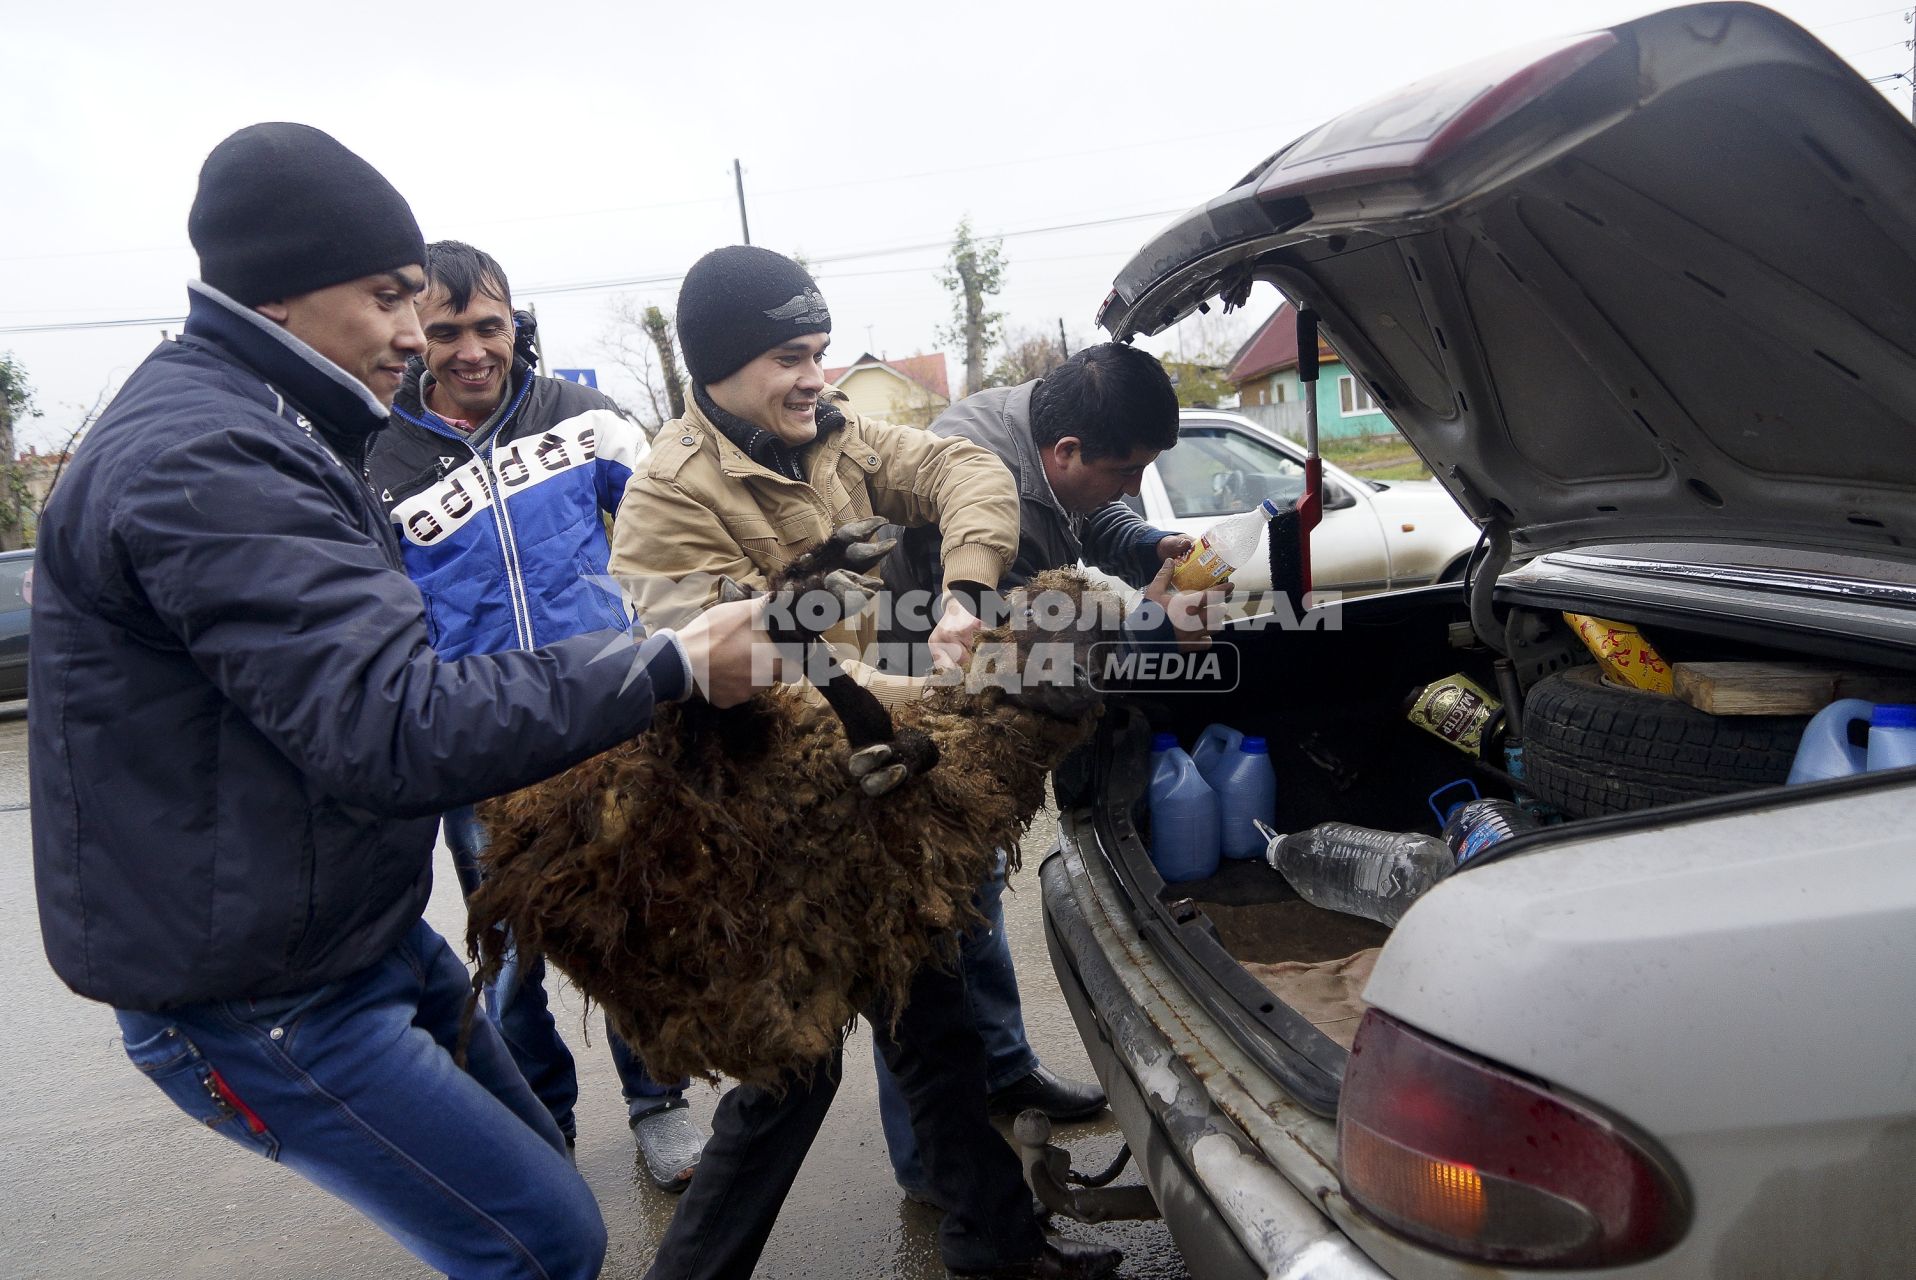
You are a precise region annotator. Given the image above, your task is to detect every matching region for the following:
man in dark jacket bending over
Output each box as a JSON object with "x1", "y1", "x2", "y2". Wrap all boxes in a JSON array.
[
  {"x1": 28, "y1": 123, "x2": 761, "y2": 1280},
  {"x1": 876, "y1": 343, "x2": 1200, "y2": 1202}
]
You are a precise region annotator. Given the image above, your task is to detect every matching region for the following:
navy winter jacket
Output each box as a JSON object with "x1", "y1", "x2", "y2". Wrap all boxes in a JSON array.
[
  {"x1": 30, "y1": 284, "x2": 685, "y2": 1011},
  {"x1": 367, "y1": 364, "x2": 647, "y2": 657}
]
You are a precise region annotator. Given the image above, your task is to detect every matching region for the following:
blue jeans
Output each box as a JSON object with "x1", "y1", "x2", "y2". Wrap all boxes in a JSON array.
[
  {"x1": 872, "y1": 848, "x2": 1039, "y2": 1192},
  {"x1": 115, "y1": 917, "x2": 605, "y2": 1280},
  {"x1": 447, "y1": 806, "x2": 683, "y2": 1137}
]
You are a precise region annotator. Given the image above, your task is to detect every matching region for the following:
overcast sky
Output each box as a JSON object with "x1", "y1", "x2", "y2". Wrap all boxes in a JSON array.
[{"x1": 3, "y1": 0, "x2": 1909, "y2": 443}]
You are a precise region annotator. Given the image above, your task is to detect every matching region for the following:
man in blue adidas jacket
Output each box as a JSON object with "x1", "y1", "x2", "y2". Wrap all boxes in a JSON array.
[
  {"x1": 30, "y1": 123, "x2": 763, "y2": 1280},
  {"x1": 365, "y1": 240, "x2": 703, "y2": 1190}
]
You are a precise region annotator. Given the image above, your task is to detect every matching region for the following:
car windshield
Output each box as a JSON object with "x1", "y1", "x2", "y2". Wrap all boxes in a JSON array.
[
  {"x1": 1158, "y1": 426, "x2": 1304, "y2": 518},
  {"x1": 0, "y1": 559, "x2": 30, "y2": 611}
]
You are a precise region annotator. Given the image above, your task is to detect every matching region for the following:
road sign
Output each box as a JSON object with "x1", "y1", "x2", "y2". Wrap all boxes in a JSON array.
[{"x1": 553, "y1": 368, "x2": 598, "y2": 388}]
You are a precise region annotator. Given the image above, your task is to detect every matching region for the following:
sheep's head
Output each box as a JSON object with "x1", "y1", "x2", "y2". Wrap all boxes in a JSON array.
[{"x1": 947, "y1": 569, "x2": 1128, "y2": 723}]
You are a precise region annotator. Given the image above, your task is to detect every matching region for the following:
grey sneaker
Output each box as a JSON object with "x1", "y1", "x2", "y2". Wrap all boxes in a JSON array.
[{"x1": 633, "y1": 1102, "x2": 705, "y2": 1193}]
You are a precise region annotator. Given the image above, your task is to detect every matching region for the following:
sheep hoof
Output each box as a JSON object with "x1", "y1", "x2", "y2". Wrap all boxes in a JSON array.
[
  {"x1": 824, "y1": 568, "x2": 885, "y2": 609},
  {"x1": 860, "y1": 763, "x2": 910, "y2": 796},
  {"x1": 717, "y1": 576, "x2": 755, "y2": 604},
  {"x1": 842, "y1": 538, "x2": 897, "y2": 566},
  {"x1": 847, "y1": 743, "x2": 892, "y2": 778},
  {"x1": 831, "y1": 516, "x2": 890, "y2": 543}
]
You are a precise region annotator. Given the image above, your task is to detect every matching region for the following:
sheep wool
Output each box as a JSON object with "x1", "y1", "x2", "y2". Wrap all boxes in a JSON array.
[{"x1": 467, "y1": 570, "x2": 1112, "y2": 1089}]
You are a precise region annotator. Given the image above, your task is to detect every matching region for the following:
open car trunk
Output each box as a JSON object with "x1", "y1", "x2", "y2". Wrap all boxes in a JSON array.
[
  {"x1": 1041, "y1": 7, "x2": 1916, "y2": 1274},
  {"x1": 1066, "y1": 552, "x2": 1916, "y2": 1119}
]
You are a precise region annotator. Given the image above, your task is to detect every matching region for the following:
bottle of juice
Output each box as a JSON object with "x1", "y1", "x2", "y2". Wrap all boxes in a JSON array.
[{"x1": 1171, "y1": 498, "x2": 1282, "y2": 591}]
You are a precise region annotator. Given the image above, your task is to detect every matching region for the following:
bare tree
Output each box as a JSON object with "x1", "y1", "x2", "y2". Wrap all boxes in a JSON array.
[
  {"x1": 0, "y1": 354, "x2": 41, "y2": 551},
  {"x1": 33, "y1": 378, "x2": 115, "y2": 527},
  {"x1": 937, "y1": 217, "x2": 1005, "y2": 398},
  {"x1": 600, "y1": 296, "x2": 682, "y2": 437},
  {"x1": 986, "y1": 326, "x2": 1071, "y2": 389},
  {"x1": 1150, "y1": 307, "x2": 1260, "y2": 408},
  {"x1": 642, "y1": 306, "x2": 687, "y2": 421}
]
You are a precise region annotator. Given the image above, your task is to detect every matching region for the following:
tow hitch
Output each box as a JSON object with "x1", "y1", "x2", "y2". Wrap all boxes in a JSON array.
[{"x1": 1011, "y1": 1110, "x2": 1162, "y2": 1224}]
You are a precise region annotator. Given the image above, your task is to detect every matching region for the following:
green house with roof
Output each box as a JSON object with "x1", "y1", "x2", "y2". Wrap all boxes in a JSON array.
[{"x1": 1226, "y1": 301, "x2": 1396, "y2": 442}]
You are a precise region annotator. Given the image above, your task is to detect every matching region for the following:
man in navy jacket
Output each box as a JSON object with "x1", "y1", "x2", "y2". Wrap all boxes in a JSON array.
[
  {"x1": 366, "y1": 240, "x2": 703, "y2": 1190},
  {"x1": 29, "y1": 123, "x2": 760, "y2": 1280}
]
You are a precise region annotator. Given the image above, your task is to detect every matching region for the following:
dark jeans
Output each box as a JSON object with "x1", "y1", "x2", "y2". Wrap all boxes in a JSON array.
[
  {"x1": 645, "y1": 958, "x2": 1045, "y2": 1279},
  {"x1": 116, "y1": 917, "x2": 605, "y2": 1279},
  {"x1": 447, "y1": 806, "x2": 684, "y2": 1136},
  {"x1": 872, "y1": 848, "x2": 1039, "y2": 1191}
]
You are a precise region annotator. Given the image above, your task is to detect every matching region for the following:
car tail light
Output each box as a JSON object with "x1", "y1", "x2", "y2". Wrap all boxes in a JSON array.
[
  {"x1": 1338, "y1": 1010, "x2": 1689, "y2": 1268},
  {"x1": 1257, "y1": 32, "x2": 1616, "y2": 202}
]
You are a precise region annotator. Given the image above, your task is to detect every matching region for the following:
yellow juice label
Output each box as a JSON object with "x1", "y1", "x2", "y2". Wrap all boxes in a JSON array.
[{"x1": 1170, "y1": 537, "x2": 1233, "y2": 591}]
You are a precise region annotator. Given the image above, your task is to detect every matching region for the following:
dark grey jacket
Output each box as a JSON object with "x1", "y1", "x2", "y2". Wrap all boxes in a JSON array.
[
  {"x1": 884, "y1": 382, "x2": 1171, "y2": 619},
  {"x1": 30, "y1": 283, "x2": 685, "y2": 1011}
]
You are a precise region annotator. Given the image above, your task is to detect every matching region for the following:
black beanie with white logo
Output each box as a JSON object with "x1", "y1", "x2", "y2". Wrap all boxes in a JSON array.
[
  {"x1": 189, "y1": 123, "x2": 426, "y2": 306},
  {"x1": 675, "y1": 246, "x2": 832, "y2": 387}
]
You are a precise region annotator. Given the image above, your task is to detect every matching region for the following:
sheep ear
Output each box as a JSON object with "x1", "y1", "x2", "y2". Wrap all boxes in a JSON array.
[{"x1": 717, "y1": 576, "x2": 754, "y2": 604}]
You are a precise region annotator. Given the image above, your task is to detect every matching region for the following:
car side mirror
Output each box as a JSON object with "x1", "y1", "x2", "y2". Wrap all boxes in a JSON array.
[{"x1": 1324, "y1": 482, "x2": 1359, "y2": 511}]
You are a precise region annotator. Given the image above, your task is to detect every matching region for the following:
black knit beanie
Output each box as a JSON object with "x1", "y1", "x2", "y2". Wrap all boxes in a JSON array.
[
  {"x1": 189, "y1": 123, "x2": 427, "y2": 306},
  {"x1": 676, "y1": 246, "x2": 831, "y2": 386}
]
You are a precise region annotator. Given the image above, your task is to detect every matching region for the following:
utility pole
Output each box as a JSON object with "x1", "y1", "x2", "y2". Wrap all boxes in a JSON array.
[
  {"x1": 733, "y1": 159, "x2": 751, "y2": 245},
  {"x1": 1058, "y1": 318, "x2": 1070, "y2": 361}
]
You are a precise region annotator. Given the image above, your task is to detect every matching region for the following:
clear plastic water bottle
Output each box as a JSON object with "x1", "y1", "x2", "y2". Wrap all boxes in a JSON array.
[
  {"x1": 1441, "y1": 798, "x2": 1540, "y2": 865},
  {"x1": 1255, "y1": 819, "x2": 1455, "y2": 926}
]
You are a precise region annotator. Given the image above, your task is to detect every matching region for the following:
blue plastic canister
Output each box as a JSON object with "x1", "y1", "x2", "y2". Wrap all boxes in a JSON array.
[
  {"x1": 1148, "y1": 733, "x2": 1221, "y2": 883},
  {"x1": 1787, "y1": 699, "x2": 1873, "y2": 784},
  {"x1": 1868, "y1": 704, "x2": 1916, "y2": 771},
  {"x1": 1212, "y1": 737, "x2": 1277, "y2": 860},
  {"x1": 1191, "y1": 724, "x2": 1243, "y2": 780}
]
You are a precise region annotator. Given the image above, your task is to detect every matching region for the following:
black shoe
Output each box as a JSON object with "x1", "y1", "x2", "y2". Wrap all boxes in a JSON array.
[
  {"x1": 902, "y1": 1184, "x2": 1050, "y2": 1222},
  {"x1": 947, "y1": 1236, "x2": 1122, "y2": 1279},
  {"x1": 987, "y1": 1068, "x2": 1106, "y2": 1122}
]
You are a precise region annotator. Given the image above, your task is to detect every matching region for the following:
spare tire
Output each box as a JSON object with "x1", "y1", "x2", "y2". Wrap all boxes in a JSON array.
[{"x1": 1522, "y1": 665, "x2": 1808, "y2": 818}]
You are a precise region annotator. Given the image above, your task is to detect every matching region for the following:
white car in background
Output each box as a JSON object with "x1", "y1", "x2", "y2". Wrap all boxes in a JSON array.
[{"x1": 1131, "y1": 410, "x2": 1479, "y2": 597}]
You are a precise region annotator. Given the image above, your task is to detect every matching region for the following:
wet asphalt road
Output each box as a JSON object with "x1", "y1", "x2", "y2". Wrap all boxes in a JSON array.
[{"x1": 0, "y1": 709, "x2": 1189, "y2": 1279}]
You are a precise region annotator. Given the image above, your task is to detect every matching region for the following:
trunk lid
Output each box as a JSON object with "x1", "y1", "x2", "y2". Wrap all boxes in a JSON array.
[{"x1": 1099, "y1": 2, "x2": 1916, "y2": 565}]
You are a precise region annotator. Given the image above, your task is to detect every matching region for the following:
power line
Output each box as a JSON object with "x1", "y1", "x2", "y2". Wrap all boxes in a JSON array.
[
  {"x1": 0, "y1": 206, "x2": 1191, "y2": 334},
  {"x1": 1810, "y1": 5, "x2": 1914, "y2": 31},
  {"x1": 483, "y1": 209, "x2": 1188, "y2": 302},
  {"x1": 0, "y1": 313, "x2": 186, "y2": 336},
  {"x1": 0, "y1": 117, "x2": 1307, "y2": 267}
]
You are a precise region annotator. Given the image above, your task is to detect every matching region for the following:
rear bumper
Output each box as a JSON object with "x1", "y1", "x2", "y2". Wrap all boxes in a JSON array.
[{"x1": 1040, "y1": 829, "x2": 1391, "y2": 1280}]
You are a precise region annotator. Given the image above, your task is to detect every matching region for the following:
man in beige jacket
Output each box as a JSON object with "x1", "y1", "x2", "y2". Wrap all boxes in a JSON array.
[{"x1": 611, "y1": 245, "x2": 1120, "y2": 1280}]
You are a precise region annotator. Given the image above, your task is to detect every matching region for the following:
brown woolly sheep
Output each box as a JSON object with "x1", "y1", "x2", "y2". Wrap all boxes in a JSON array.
[{"x1": 467, "y1": 536, "x2": 1119, "y2": 1090}]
